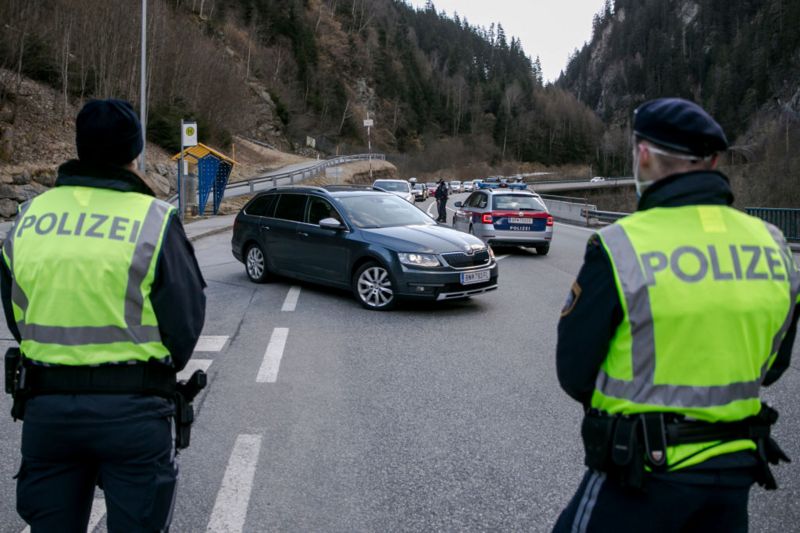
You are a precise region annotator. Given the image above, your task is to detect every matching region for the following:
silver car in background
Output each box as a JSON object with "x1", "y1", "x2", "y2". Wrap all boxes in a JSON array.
[
  {"x1": 373, "y1": 179, "x2": 415, "y2": 203},
  {"x1": 451, "y1": 188, "x2": 554, "y2": 255},
  {"x1": 449, "y1": 180, "x2": 463, "y2": 193}
]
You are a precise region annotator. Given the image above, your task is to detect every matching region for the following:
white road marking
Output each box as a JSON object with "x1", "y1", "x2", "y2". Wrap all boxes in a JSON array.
[
  {"x1": 256, "y1": 328, "x2": 289, "y2": 383},
  {"x1": 281, "y1": 286, "x2": 301, "y2": 312},
  {"x1": 21, "y1": 498, "x2": 105, "y2": 533},
  {"x1": 495, "y1": 255, "x2": 509, "y2": 261},
  {"x1": 195, "y1": 335, "x2": 229, "y2": 352},
  {"x1": 206, "y1": 434, "x2": 263, "y2": 533},
  {"x1": 177, "y1": 359, "x2": 213, "y2": 381}
]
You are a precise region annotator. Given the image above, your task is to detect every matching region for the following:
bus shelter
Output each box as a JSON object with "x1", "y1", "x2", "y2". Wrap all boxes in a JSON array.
[{"x1": 171, "y1": 143, "x2": 237, "y2": 215}]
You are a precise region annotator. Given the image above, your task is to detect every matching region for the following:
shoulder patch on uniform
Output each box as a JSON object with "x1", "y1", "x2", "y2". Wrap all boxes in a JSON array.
[{"x1": 561, "y1": 281, "x2": 582, "y2": 317}]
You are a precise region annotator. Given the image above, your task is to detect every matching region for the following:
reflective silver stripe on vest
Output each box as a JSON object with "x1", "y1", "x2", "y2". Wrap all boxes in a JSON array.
[
  {"x1": 18, "y1": 322, "x2": 162, "y2": 345},
  {"x1": 4, "y1": 201, "x2": 32, "y2": 312},
  {"x1": 16, "y1": 198, "x2": 172, "y2": 347},
  {"x1": 595, "y1": 223, "x2": 762, "y2": 408},
  {"x1": 762, "y1": 221, "x2": 800, "y2": 360},
  {"x1": 125, "y1": 199, "x2": 172, "y2": 326}
]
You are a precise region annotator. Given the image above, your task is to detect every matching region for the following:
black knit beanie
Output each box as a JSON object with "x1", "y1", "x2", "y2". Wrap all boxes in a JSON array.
[{"x1": 76, "y1": 99, "x2": 143, "y2": 166}]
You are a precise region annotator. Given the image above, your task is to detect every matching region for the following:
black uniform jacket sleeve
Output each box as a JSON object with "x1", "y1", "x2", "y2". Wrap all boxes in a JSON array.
[
  {"x1": 150, "y1": 215, "x2": 206, "y2": 371},
  {"x1": 1, "y1": 253, "x2": 21, "y2": 343},
  {"x1": 556, "y1": 235, "x2": 623, "y2": 406}
]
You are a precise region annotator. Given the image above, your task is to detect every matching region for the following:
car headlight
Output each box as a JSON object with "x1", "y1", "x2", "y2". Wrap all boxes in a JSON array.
[
  {"x1": 487, "y1": 246, "x2": 495, "y2": 259},
  {"x1": 398, "y1": 252, "x2": 441, "y2": 268}
]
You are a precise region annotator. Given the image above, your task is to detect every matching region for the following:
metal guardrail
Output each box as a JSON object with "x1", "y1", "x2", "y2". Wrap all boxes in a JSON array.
[
  {"x1": 167, "y1": 153, "x2": 385, "y2": 204},
  {"x1": 582, "y1": 209, "x2": 629, "y2": 223},
  {"x1": 746, "y1": 208, "x2": 800, "y2": 242}
]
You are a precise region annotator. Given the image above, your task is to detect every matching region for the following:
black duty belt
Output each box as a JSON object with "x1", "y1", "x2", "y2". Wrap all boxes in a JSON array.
[
  {"x1": 20, "y1": 361, "x2": 176, "y2": 399},
  {"x1": 581, "y1": 405, "x2": 790, "y2": 491}
]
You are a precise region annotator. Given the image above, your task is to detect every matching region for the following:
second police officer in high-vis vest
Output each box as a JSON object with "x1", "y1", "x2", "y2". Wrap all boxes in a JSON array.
[
  {"x1": 1, "y1": 99, "x2": 206, "y2": 531},
  {"x1": 554, "y1": 98, "x2": 798, "y2": 532}
]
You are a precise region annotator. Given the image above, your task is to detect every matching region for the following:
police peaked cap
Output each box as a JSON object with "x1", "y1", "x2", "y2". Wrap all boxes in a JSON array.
[{"x1": 633, "y1": 98, "x2": 728, "y2": 157}]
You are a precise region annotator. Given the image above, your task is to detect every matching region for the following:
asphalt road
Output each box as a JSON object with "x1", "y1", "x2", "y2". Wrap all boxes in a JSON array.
[{"x1": 0, "y1": 194, "x2": 796, "y2": 532}]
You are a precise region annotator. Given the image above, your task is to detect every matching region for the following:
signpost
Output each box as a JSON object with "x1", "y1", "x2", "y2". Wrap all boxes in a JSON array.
[
  {"x1": 364, "y1": 116, "x2": 374, "y2": 179},
  {"x1": 179, "y1": 120, "x2": 198, "y2": 221}
]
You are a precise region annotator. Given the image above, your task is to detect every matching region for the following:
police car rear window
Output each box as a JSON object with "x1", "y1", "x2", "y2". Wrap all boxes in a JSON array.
[{"x1": 492, "y1": 195, "x2": 546, "y2": 211}]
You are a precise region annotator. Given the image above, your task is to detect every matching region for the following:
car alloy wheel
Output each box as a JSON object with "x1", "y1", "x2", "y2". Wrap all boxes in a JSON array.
[
  {"x1": 246, "y1": 243, "x2": 269, "y2": 283},
  {"x1": 354, "y1": 263, "x2": 395, "y2": 310}
]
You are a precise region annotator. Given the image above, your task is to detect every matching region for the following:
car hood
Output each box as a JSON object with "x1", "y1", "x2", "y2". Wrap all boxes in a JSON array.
[{"x1": 361, "y1": 224, "x2": 487, "y2": 254}]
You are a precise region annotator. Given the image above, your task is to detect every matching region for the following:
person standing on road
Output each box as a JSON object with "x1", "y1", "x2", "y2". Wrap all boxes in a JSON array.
[
  {"x1": 553, "y1": 98, "x2": 798, "y2": 533},
  {"x1": 434, "y1": 177, "x2": 449, "y2": 223},
  {"x1": 0, "y1": 99, "x2": 206, "y2": 531}
]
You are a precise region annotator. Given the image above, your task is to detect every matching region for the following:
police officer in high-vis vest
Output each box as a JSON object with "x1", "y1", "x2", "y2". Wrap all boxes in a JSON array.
[
  {"x1": 0, "y1": 99, "x2": 206, "y2": 531},
  {"x1": 554, "y1": 98, "x2": 798, "y2": 532}
]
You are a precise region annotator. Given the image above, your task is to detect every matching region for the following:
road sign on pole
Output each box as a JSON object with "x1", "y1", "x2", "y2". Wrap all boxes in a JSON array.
[{"x1": 182, "y1": 121, "x2": 198, "y2": 147}]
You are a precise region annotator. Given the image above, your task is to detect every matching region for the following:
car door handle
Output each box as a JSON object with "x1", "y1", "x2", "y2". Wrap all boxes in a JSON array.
[
  {"x1": 261, "y1": 225, "x2": 270, "y2": 231},
  {"x1": 298, "y1": 231, "x2": 309, "y2": 237}
]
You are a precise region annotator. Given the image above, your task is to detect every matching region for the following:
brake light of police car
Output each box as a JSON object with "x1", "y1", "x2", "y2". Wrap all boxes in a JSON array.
[
  {"x1": 481, "y1": 213, "x2": 493, "y2": 224},
  {"x1": 546, "y1": 216, "x2": 554, "y2": 226}
]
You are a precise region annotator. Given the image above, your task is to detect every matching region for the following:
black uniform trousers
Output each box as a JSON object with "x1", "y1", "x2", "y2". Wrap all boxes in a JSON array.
[
  {"x1": 553, "y1": 469, "x2": 753, "y2": 533},
  {"x1": 436, "y1": 198, "x2": 447, "y2": 222},
  {"x1": 17, "y1": 396, "x2": 177, "y2": 533}
]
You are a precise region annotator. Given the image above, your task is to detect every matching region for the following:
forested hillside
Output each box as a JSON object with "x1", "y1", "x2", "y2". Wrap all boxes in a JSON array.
[
  {"x1": 558, "y1": 0, "x2": 800, "y2": 206},
  {"x1": 0, "y1": 0, "x2": 602, "y2": 177}
]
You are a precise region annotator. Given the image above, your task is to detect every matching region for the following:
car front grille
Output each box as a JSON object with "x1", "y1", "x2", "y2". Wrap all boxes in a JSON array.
[{"x1": 441, "y1": 250, "x2": 491, "y2": 269}]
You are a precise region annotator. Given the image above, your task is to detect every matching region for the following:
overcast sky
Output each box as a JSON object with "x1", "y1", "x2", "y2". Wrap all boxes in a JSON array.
[{"x1": 406, "y1": 0, "x2": 607, "y2": 82}]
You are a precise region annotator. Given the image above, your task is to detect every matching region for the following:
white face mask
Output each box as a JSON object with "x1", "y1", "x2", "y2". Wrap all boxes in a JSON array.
[
  {"x1": 632, "y1": 145, "x2": 653, "y2": 198},
  {"x1": 633, "y1": 143, "x2": 712, "y2": 198}
]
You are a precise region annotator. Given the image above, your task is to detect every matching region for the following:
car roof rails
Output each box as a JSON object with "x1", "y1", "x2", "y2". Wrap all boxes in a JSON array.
[{"x1": 323, "y1": 184, "x2": 387, "y2": 192}]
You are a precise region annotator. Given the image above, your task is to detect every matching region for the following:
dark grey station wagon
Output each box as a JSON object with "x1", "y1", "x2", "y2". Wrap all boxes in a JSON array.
[{"x1": 231, "y1": 186, "x2": 499, "y2": 310}]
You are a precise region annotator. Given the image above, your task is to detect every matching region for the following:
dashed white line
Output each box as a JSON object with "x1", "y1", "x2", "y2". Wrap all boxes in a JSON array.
[
  {"x1": 281, "y1": 286, "x2": 301, "y2": 312},
  {"x1": 256, "y1": 328, "x2": 289, "y2": 383},
  {"x1": 495, "y1": 255, "x2": 510, "y2": 261},
  {"x1": 177, "y1": 358, "x2": 213, "y2": 381},
  {"x1": 195, "y1": 335, "x2": 229, "y2": 352},
  {"x1": 206, "y1": 434, "x2": 263, "y2": 533}
]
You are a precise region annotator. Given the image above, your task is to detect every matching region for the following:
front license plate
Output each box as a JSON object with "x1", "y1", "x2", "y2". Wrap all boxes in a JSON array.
[
  {"x1": 461, "y1": 269, "x2": 491, "y2": 285},
  {"x1": 509, "y1": 217, "x2": 533, "y2": 224}
]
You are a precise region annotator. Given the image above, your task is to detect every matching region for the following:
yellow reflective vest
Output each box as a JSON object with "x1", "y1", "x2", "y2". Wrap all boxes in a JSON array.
[
  {"x1": 593, "y1": 205, "x2": 799, "y2": 470},
  {"x1": 2, "y1": 186, "x2": 175, "y2": 365}
]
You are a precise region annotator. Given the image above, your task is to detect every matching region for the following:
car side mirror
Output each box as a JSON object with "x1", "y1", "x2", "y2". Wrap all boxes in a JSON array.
[
  {"x1": 454, "y1": 201, "x2": 463, "y2": 208},
  {"x1": 319, "y1": 218, "x2": 345, "y2": 231}
]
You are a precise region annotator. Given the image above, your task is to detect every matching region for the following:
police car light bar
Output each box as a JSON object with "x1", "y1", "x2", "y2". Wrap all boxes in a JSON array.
[{"x1": 477, "y1": 182, "x2": 528, "y2": 190}]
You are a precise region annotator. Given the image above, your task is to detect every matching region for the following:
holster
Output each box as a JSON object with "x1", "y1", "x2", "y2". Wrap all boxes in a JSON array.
[
  {"x1": 173, "y1": 369, "x2": 207, "y2": 450},
  {"x1": 4, "y1": 347, "x2": 27, "y2": 420},
  {"x1": 581, "y1": 410, "x2": 647, "y2": 490},
  {"x1": 174, "y1": 391, "x2": 194, "y2": 450}
]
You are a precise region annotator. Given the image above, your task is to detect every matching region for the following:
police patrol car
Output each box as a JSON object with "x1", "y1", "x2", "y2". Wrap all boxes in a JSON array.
[{"x1": 451, "y1": 181, "x2": 554, "y2": 255}]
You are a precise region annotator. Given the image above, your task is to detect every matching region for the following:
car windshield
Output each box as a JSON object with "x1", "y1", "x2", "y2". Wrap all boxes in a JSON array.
[
  {"x1": 493, "y1": 194, "x2": 547, "y2": 211},
  {"x1": 338, "y1": 195, "x2": 434, "y2": 228},
  {"x1": 374, "y1": 181, "x2": 409, "y2": 192},
  {"x1": 413, "y1": 184, "x2": 424, "y2": 190}
]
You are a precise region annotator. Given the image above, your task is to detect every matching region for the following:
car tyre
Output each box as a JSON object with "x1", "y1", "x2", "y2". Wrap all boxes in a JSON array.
[
  {"x1": 245, "y1": 242, "x2": 270, "y2": 283},
  {"x1": 536, "y1": 244, "x2": 550, "y2": 256},
  {"x1": 353, "y1": 262, "x2": 396, "y2": 311}
]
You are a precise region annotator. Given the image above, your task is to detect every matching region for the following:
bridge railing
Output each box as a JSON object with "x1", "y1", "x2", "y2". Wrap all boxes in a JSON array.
[
  {"x1": 745, "y1": 208, "x2": 800, "y2": 242},
  {"x1": 167, "y1": 153, "x2": 385, "y2": 205}
]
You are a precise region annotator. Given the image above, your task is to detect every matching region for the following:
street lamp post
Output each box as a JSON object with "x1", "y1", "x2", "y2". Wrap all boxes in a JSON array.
[
  {"x1": 139, "y1": 0, "x2": 147, "y2": 173},
  {"x1": 364, "y1": 115, "x2": 374, "y2": 180}
]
